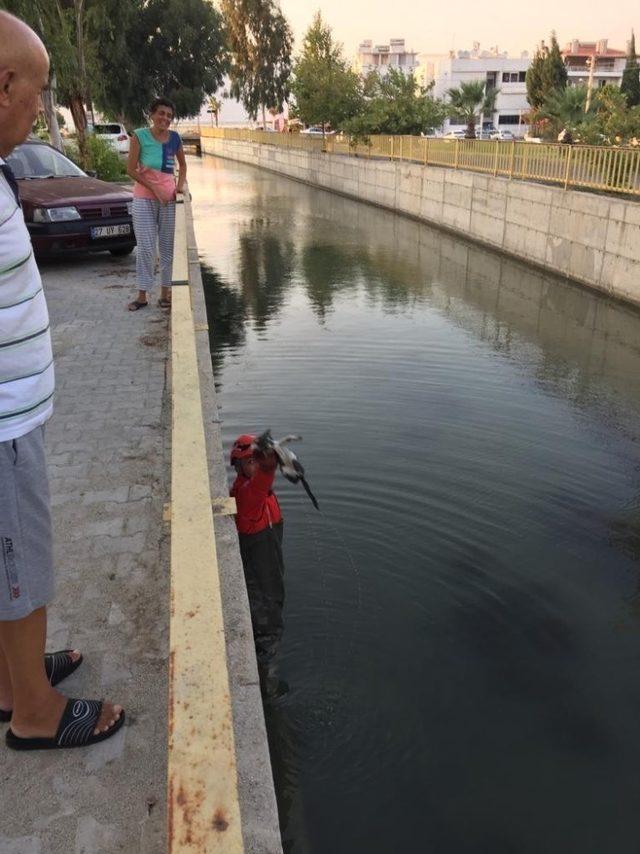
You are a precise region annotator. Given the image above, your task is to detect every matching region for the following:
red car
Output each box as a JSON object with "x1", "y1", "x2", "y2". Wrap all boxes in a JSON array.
[{"x1": 6, "y1": 139, "x2": 136, "y2": 258}]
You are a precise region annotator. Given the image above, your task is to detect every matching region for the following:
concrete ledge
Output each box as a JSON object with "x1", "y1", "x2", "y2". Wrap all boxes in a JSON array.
[{"x1": 201, "y1": 136, "x2": 640, "y2": 309}]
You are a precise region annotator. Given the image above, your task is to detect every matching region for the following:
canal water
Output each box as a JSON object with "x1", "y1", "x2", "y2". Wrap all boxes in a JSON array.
[{"x1": 190, "y1": 154, "x2": 640, "y2": 854}]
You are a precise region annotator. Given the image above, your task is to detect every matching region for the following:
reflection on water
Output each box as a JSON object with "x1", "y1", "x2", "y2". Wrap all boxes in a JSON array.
[{"x1": 192, "y1": 155, "x2": 640, "y2": 854}]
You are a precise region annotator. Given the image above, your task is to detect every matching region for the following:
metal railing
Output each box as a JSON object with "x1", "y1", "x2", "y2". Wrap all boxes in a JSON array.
[{"x1": 200, "y1": 127, "x2": 640, "y2": 197}]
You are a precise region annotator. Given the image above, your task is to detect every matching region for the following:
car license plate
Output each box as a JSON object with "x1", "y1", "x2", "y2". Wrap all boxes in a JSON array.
[{"x1": 91, "y1": 224, "x2": 131, "y2": 239}]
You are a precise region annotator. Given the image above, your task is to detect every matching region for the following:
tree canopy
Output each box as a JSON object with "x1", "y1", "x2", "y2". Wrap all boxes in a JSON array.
[
  {"x1": 447, "y1": 81, "x2": 497, "y2": 138},
  {"x1": 526, "y1": 45, "x2": 547, "y2": 109},
  {"x1": 290, "y1": 12, "x2": 362, "y2": 133},
  {"x1": 344, "y1": 69, "x2": 445, "y2": 138},
  {"x1": 541, "y1": 32, "x2": 568, "y2": 95},
  {"x1": 221, "y1": 0, "x2": 293, "y2": 124},
  {"x1": 0, "y1": 0, "x2": 228, "y2": 138},
  {"x1": 526, "y1": 33, "x2": 567, "y2": 110},
  {"x1": 621, "y1": 31, "x2": 640, "y2": 108}
]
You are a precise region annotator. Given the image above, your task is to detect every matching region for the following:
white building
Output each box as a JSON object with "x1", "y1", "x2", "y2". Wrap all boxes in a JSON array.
[
  {"x1": 418, "y1": 43, "x2": 531, "y2": 136},
  {"x1": 562, "y1": 39, "x2": 627, "y2": 90},
  {"x1": 355, "y1": 38, "x2": 419, "y2": 78}
]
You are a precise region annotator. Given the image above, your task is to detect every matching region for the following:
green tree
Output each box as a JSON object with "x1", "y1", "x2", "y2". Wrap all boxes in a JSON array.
[
  {"x1": 537, "y1": 84, "x2": 594, "y2": 138},
  {"x1": 580, "y1": 84, "x2": 640, "y2": 145},
  {"x1": 526, "y1": 44, "x2": 548, "y2": 108},
  {"x1": 621, "y1": 31, "x2": 640, "y2": 107},
  {"x1": 221, "y1": 0, "x2": 292, "y2": 128},
  {"x1": 0, "y1": 0, "x2": 92, "y2": 158},
  {"x1": 291, "y1": 12, "x2": 362, "y2": 137},
  {"x1": 344, "y1": 68, "x2": 445, "y2": 137},
  {"x1": 541, "y1": 32, "x2": 568, "y2": 96},
  {"x1": 92, "y1": 0, "x2": 228, "y2": 126},
  {"x1": 446, "y1": 81, "x2": 498, "y2": 138}
]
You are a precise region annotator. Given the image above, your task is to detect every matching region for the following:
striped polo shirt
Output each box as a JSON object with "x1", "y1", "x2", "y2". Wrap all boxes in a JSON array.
[{"x1": 0, "y1": 158, "x2": 54, "y2": 442}]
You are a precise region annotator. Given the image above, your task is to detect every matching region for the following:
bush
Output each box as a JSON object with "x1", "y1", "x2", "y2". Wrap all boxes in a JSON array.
[
  {"x1": 63, "y1": 135, "x2": 127, "y2": 181},
  {"x1": 86, "y1": 135, "x2": 127, "y2": 181}
]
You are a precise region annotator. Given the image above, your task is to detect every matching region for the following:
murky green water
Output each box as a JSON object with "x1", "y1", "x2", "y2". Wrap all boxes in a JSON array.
[{"x1": 191, "y1": 154, "x2": 640, "y2": 854}]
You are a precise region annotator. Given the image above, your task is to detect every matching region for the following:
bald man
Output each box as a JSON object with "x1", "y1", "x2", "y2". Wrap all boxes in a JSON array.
[{"x1": 0, "y1": 12, "x2": 124, "y2": 750}]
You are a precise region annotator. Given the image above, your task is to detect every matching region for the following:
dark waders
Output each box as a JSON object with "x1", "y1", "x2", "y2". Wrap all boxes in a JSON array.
[{"x1": 238, "y1": 521, "x2": 285, "y2": 695}]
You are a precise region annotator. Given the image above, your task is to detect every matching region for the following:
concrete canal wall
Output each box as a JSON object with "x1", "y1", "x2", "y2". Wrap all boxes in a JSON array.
[
  {"x1": 201, "y1": 136, "x2": 640, "y2": 309},
  {"x1": 169, "y1": 198, "x2": 283, "y2": 852}
]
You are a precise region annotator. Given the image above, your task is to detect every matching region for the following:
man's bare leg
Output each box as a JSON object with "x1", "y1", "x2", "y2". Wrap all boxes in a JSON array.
[
  {"x1": 0, "y1": 607, "x2": 122, "y2": 737},
  {"x1": 0, "y1": 609, "x2": 81, "y2": 713},
  {"x1": 0, "y1": 643, "x2": 11, "y2": 710}
]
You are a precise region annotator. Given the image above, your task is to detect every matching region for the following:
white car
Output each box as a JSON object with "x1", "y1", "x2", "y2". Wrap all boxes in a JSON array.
[
  {"x1": 490, "y1": 130, "x2": 515, "y2": 141},
  {"x1": 443, "y1": 129, "x2": 466, "y2": 140},
  {"x1": 92, "y1": 123, "x2": 130, "y2": 155},
  {"x1": 300, "y1": 126, "x2": 336, "y2": 137}
]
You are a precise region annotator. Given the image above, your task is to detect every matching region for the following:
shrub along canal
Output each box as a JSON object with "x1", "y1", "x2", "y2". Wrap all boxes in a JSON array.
[{"x1": 191, "y1": 153, "x2": 640, "y2": 854}]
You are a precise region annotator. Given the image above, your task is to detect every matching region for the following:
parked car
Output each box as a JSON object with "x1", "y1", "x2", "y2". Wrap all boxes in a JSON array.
[
  {"x1": 490, "y1": 130, "x2": 515, "y2": 141},
  {"x1": 524, "y1": 135, "x2": 542, "y2": 144},
  {"x1": 91, "y1": 122, "x2": 130, "y2": 155},
  {"x1": 6, "y1": 139, "x2": 136, "y2": 258},
  {"x1": 300, "y1": 126, "x2": 336, "y2": 137},
  {"x1": 443, "y1": 129, "x2": 467, "y2": 140}
]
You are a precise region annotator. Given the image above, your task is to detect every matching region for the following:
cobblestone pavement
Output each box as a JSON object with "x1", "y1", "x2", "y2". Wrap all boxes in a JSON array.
[{"x1": 0, "y1": 250, "x2": 170, "y2": 853}]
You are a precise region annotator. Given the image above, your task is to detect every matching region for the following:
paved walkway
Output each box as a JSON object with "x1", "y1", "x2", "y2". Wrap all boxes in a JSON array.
[{"x1": 0, "y1": 251, "x2": 170, "y2": 853}]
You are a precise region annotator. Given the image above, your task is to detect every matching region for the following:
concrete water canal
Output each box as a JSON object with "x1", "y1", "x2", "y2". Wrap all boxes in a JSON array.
[{"x1": 192, "y1": 152, "x2": 640, "y2": 854}]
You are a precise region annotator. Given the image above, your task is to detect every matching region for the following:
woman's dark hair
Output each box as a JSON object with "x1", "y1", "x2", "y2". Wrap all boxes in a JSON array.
[{"x1": 149, "y1": 97, "x2": 176, "y2": 117}]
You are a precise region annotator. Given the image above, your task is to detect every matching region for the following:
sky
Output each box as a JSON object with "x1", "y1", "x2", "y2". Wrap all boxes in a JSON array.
[{"x1": 278, "y1": 0, "x2": 638, "y2": 57}]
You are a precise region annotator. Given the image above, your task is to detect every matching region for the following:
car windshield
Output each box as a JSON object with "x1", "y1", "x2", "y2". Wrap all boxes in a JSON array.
[
  {"x1": 94, "y1": 124, "x2": 121, "y2": 135},
  {"x1": 6, "y1": 143, "x2": 86, "y2": 179}
]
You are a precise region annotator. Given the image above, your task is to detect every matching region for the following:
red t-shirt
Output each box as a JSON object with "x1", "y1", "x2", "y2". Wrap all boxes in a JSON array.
[{"x1": 230, "y1": 466, "x2": 283, "y2": 535}]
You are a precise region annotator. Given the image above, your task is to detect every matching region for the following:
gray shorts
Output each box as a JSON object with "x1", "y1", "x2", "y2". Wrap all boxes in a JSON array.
[{"x1": 0, "y1": 425, "x2": 54, "y2": 621}]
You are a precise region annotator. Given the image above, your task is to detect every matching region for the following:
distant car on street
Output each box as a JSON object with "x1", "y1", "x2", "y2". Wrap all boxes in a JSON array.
[
  {"x1": 443, "y1": 129, "x2": 467, "y2": 140},
  {"x1": 6, "y1": 139, "x2": 136, "y2": 258},
  {"x1": 91, "y1": 122, "x2": 130, "y2": 155},
  {"x1": 300, "y1": 126, "x2": 336, "y2": 137},
  {"x1": 490, "y1": 130, "x2": 516, "y2": 141}
]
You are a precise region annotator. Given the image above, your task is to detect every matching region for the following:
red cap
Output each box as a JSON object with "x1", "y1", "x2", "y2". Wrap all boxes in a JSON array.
[{"x1": 230, "y1": 434, "x2": 256, "y2": 463}]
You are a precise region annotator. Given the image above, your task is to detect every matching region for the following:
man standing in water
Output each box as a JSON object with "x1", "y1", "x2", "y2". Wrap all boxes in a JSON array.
[
  {"x1": 230, "y1": 435, "x2": 286, "y2": 699},
  {"x1": 0, "y1": 12, "x2": 123, "y2": 749}
]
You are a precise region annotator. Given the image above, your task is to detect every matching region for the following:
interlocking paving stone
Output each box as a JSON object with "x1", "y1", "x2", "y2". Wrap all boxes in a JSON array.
[{"x1": 0, "y1": 252, "x2": 169, "y2": 854}]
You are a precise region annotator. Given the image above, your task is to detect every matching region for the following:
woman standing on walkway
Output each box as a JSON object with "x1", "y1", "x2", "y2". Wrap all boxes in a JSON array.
[{"x1": 126, "y1": 97, "x2": 187, "y2": 311}]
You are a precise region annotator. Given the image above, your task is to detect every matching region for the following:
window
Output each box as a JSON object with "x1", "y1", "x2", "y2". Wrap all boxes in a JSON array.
[
  {"x1": 498, "y1": 114, "x2": 521, "y2": 125},
  {"x1": 501, "y1": 71, "x2": 525, "y2": 83},
  {"x1": 93, "y1": 124, "x2": 122, "y2": 135}
]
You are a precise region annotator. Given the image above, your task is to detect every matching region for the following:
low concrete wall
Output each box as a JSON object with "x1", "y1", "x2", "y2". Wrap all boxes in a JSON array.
[{"x1": 201, "y1": 136, "x2": 640, "y2": 308}]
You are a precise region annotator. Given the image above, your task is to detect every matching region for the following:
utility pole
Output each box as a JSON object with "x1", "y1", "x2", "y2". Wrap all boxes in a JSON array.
[{"x1": 585, "y1": 54, "x2": 595, "y2": 112}]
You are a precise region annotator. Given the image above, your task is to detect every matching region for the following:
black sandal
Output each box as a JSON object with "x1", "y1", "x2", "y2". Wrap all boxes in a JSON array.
[
  {"x1": 0, "y1": 650, "x2": 83, "y2": 723},
  {"x1": 128, "y1": 299, "x2": 148, "y2": 311},
  {"x1": 6, "y1": 698, "x2": 125, "y2": 751},
  {"x1": 158, "y1": 298, "x2": 171, "y2": 309}
]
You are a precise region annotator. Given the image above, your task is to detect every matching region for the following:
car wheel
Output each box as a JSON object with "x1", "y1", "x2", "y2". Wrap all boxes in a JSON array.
[{"x1": 109, "y1": 246, "x2": 135, "y2": 257}]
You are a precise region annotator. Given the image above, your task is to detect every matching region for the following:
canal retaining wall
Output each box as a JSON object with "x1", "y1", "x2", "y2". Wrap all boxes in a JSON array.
[
  {"x1": 169, "y1": 196, "x2": 283, "y2": 852},
  {"x1": 200, "y1": 136, "x2": 640, "y2": 308}
]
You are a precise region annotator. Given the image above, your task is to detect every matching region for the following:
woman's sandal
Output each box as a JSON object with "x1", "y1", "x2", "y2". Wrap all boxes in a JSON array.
[
  {"x1": 158, "y1": 298, "x2": 171, "y2": 309},
  {"x1": 128, "y1": 299, "x2": 148, "y2": 311},
  {"x1": 0, "y1": 650, "x2": 83, "y2": 723},
  {"x1": 6, "y1": 698, "x2": 125, "y2": 751}
]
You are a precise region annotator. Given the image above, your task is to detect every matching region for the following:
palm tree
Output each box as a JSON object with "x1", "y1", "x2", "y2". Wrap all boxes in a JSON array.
[
  {"x1": 537, "y1": 85, "x2": 595, "y2": 138},
  {"x1": 447, "y1": 81, "x2": 499, "y2": 138}
]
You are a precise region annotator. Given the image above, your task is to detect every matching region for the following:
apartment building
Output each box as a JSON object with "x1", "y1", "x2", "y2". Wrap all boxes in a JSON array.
[
  {"x1": 354, "y1": 38, "x2": 420, "y2": 78},
  {"x1": 562, "y1": 39, "x2": 626, "y2": 89},
  {"x1": 418, "y1": 44, "x2": 531, "y2": 135}
]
